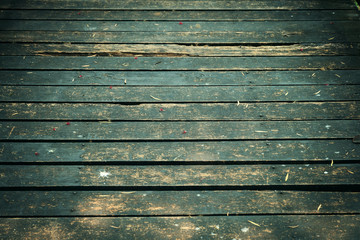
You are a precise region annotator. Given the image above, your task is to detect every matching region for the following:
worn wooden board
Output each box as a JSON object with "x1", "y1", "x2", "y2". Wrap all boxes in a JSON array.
[
  {"x1": 1, "y1": 120, "x2": 359, "y2": 141},
  {"x1": 0, "y1": 86, "x2": 359, "y2": 103},
  {"x1": 0, "y1": 10, "x2": 359, "y2": 21},
  {"x1": 1, "y1": 20, "x2": 358, "y2": 33},
  {"x1": 1, "y1": 191, "x2": 359, "y2": 216},
  {"x1": 0, "y1": 140, "x2": 358, "y2": 163},
  {"x1": 2, "y1": 43, "x2": 360, "y2": 57},
  {"x1": 2, "y1": 30, "x2": 359, "y2": 43},
  {"x1": 0, "y1": 164, "x2": 358, "y2": 187},
  {"x1": 0, "y1": 70, "x2": 358, "y2": 86},
  {"x1": 0, "y1": 215, "x2": 359, "y2": 239},
  {"x1": 1, "y1": 56, "x2": 359, "y2": 70},
  {"x1": 1, "y1": 102, "x2": 359, "y2": 121},
  {"x1": 0, "y1": 0, "x2": 356, "y2": 10}
]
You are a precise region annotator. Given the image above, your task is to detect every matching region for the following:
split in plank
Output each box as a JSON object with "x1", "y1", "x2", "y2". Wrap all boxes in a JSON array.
[
  {"x1": 1, "y1": 191, "x2": 359, "y2": 216},
  {"x1": 0, "y1": 164, "x2": 359, "y2": 187},
  {"x1": 1, "y1": 120, "x2": 359, "y2": 141},
  {"x1": 0, "y1": 70, "x2": 358, "y2": 86}
]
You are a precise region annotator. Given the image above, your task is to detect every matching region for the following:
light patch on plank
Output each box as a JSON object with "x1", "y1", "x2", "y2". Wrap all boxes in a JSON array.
[{"x1": 99, "y1": 171, "x2": 111, "y2": 178}]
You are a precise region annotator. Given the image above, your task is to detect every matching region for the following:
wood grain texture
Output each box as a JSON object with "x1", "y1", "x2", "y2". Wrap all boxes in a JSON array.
[
  {"x1": 0, "y1": 140, "x2": 358, "y2": 163},
  {"x1": 0, "y1": 216, "x2": 359, "y2": 240},
  {"x1": 2, "y1": 30, "x2": 359, "y2": 43},
  {"x1": 0, "y1": 10, "x2": 359, "y2": 21},
  {"x1": 0, "y1": 0, "x2": 355, "y2": 10},
  {"x1": 1, "y1": 191, "x2": 359, "y2": 216},
  {"x1": 1, "y1": 120, "x2": 359, "y2": 141},
  {"x1": 1, "y1": 102, "x2": 358, "y2": 120},
  {"x1": 2, "y1": 43, "x2": 360, "y2": 57},
  {"x1": 1, "y1": 86, "x2": 359, "y2": 102},
  {"x1": 0, "y1": 164, "x2": 358, "y2": 187},
  {"x1": 1, "y1": 56, "x2": 359, "y2": 70},
  {"x1": 0, "y1": 70, "x2": 359, "y2": 86}
]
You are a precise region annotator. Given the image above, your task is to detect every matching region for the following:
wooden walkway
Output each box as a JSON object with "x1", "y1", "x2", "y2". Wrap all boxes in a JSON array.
[{"x1": 0, "y1": 0, "x2": 360, "y2": 239}]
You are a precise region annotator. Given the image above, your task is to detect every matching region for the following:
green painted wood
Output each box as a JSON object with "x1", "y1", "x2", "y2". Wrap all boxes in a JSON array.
[
  {"x1": 0, "y1": 216, "x2": 359, "y2": 239},
  {"x1": 1, "y1": 140, "x2": 359, "y2": 163},
  {"x1": 1, "y1": 30, "x2": 359, "y2": 43},
  {"x1": 2, "y1": 43, "x2": 360, "y2": 57},
  {"x1": 1, "y1": 20, "x2": 359, "y2": 33},
  {"x1": 1, "y1": 56, "x2": 360, "y2": 70},
  {"x1": 0, "y1": 0, "x2": 355, "y2": 10},
  {"x1": 0, "y1": 140, "x2": 358, "y2": 164},
  {"x1": 0, "y1": 10, "x2": 359, "y2": 21},
  {"x1": 0, "y1": 102, "x2": 359, "y2": 121},
  {"x1": 0, "y1": 70, "x2": 359, "y2": 86},
  {"x1": 0, "y1": 120, "x2": 359, "y2": 141},
  {"x1": 1, "y1": 191, "x2": 359, "y2": 216},
  {"x1": 0, "y1": 164, "x2": 358, "y2": 187},
  {"x1": 0, "y1": 86, "x2": 359, "y2": 102}
]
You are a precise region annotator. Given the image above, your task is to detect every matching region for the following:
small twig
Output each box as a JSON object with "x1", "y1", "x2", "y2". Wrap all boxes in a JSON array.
[{"x1": 7, "y1": 126, "x2": 15, "y2": 139}]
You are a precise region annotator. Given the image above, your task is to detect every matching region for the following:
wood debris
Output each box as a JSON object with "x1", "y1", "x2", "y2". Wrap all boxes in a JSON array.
[
  {"x1": 248, "y1": 220, "x2": 261, "y2": 227},
  {"x1": 150, "y1": 95, "x2": 162, "y2": 101},
  {"x1": 317, "y1": 204, "x2": 322, "y2": 212}
]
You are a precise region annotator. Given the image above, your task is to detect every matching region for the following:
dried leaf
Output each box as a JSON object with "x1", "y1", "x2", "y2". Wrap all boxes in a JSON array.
[{"x1": 317, "y1": 204, "x2": 322, "y2": 212}]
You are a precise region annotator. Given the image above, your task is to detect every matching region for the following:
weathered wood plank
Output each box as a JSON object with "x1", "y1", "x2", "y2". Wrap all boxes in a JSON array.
[
  {"x1": 0, "y1": 102, "x2": 359, "y2": 121},
  {"x1": 1, "y1": 56, "x2": 360, "y2": 70},
  {"x1": 0, "y1": 86, "x2": 359, "y2": 102},
  {"x1": 0, "y1": 164, "x2": 358, "y2": 187},
  {"x1": 1, "y1": 20, "x2": 359, "y2": 33},
  {"x1": 0, "y1": 0, "x2": 355, "y2": 10},
  {"x1": 2, "y1": 30, "x2": 359, "y2": 43},
  {"x1": 0, "y1": 10, "x2": 358, "y2": 21},
  {"x1": 1, "y1": 191, "x2": 359, "y2": 216},
  {"x1": 0, "y1": 70, "x2": 358, "y2": 86},
  {"x1": 0, "y1": 120, "x2": 359, "y2": 141},
  {"x1": 0, "y1": 216, "x2": 359, "y2": 239},
  {"x1": 1, "y1": 140, "x2": 358, "y2": 163},
  {"x1": 2, "y1": 43, "x2": 360, "y2": 57}
]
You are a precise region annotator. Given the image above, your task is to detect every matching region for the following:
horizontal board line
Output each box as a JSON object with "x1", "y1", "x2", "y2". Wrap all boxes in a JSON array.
[{"x1": 0, "y1": 119, "x2": 359, "y2": 122}]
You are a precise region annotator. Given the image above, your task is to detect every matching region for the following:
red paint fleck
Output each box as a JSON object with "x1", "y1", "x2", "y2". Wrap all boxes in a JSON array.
[
  {"x1": 109, "y1": 86, "x2": 113, "y2": 89},
  {"x1": 300, "y1": 49, "x2": 303, "y2": 51},
  {"x1": 77, "y1": 12, "x2": 81, "y2": 15},
  {"x1": 183, "y1": 130, "x2": 187, "y2": 134},
  {"x1": 179, "y1": 22, "x2": 183, "y2": 25},
  {"x1": 160, "y1": 108, "x2": 164, "y2": 112},
  {"x1": 134, "y1": 57, "x2": 138, "y2": 59},
  {"x1": 35, "y1": 152, "x2": 39, "y2": 156},
  {"x1": 53, "y1": 128, "x2": 56, "y2": 131},
  {"x1": 325, "y1": 84, "x2": 329, "y2": 86},
  {"x1": 78, "y1": 75, "x2": 83, "y2": 78},
  {"x1": 330, "y1": 22, "x2": 334, "y2": 24},
  {"x1": 66, "y1": 122, "x2": 70, "y2": 125}
]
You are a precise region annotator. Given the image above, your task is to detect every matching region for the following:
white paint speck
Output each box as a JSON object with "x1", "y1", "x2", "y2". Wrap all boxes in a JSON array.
[
  {"x1": 281, "y1": 164, "x2": 286, "y2": 167},
  {"x1": 325, "y1": 158, "x2": 329, "y2": 160},
  {"x1": 195, "y1": 227, "x2": 200, "y2": 231},
  {"x1": 99, "y1": 171, "x2": 111, "y2": 178},
  {"x1": 197, "y1": 194, "x2": 201, "y2": 197},
  {"x1": 305, "y1": 164, "x2": 310, "y2": 167},
  {"x1": 316, "y1": 94, "x2": 321, "y2": 97},
  {"x1": 143, "y1": 194, "x2": 147, "y2": 197},
  {"x1": 241, "y1": 227, "x2": 249, "y2": 233},
  {"x1": 215, "y1": 225, "x2": 220, "y2": 229},
  {"x1": 73, "y1": 131, "x2": 77, "y2": 134},
  {"x1": 335, "y1": 151, "x2": 340, "y2": 154},
  {"x1": 324, "y1": 171, "x2": 328, "y2": 174},
  {"x1": 299, "y1": 167, "x2": 302, "y2": 170},
  {"x1": 325, "y1": 125, "x2": 331, "y2": 129},
  {"x1": 211, "y1": 233, "x2": 217, "y2": 236},
  {"x1": 174, "y1": 224, "x2": 179, "y2": 227},
  {"x1": 48, "y1": 149, "x2": 54, "y2": 153}
]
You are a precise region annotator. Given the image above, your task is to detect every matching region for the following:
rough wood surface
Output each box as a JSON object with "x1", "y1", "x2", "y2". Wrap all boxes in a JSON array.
[
  {"x1": 2, "y1": 43, "x2": 360, "y2": 57},
  {"x1": 1, "y1": 120, "x2": 359, "y2": 141},
  {"x1": 0, "y1": 216, "x2": 359, "y2": 240},
  {"x1": 0, "y1": 164, "x2": 358, "y2": 187},
  {"x1": 1, "y1": 140, "x2": 358, "y2": 163},
  {"x1": 2, "y1": 30, "x2": 359, "y2": 43},
  {"x1": 0, "y1": 70, "x2": 359, "y2": 86},
  {"x1": 0, "y1": 0, "x2": 355, "y2": 10},
  {"x1": 1, "y1": 102, "x2": 358, "y2": 121},
  {"x1": 0, "y1": 10, "x2": 359, "y2": 21},
  {"x1": 1, "y1": 191, "x2": 359, "y2": 216},
  {"x1": 1, "y1": 56, "x2": 360, "y2": 70}
]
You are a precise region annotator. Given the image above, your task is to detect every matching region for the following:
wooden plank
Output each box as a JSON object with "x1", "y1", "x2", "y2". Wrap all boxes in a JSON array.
[
  {"x1": 0, "y1": 86, "x2": 359, "y2": 103},
  {"x1": 1, "y1": 102, "x2": 359, "y2": 121},
  {"x1": 0, "y1": 10, "x2": 359, "y2": 21},
  {"x1": 2, "y1": 43, "x2": 360, "y2": 57},
  {"x1": 0, "y1": 70, "x2": 359, "y2": 86},
  {"x1": 1, "y1": 191, "x2": 359, "y2": 216},
  {"x1": 1, "y1": 140, "x2": 358, "y2": 163},
  {"x1": 0, "y1": 216, "x2": 359, "y2": 239},
  {"x1": 1, "y1": 20, "x2": 359, "y2": 33},
  {"x1": 1, "y1": 30, "x2": 359, "y2": 43},
  {"x1": 0, "y1": 0, "x2": 355, "y2": 10},
  {"x1": 1, "y1": 56, "x2": 360, "y2": 70},
  {"x1": 0, "y1": 102, "x2": 359, "y2": 121},
  {"x1": 0, "y1": 164, "x2": 358, "y2": 187},
  {"x1": 0, "y1": 120, "x2": 359, "y2": 141}
]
